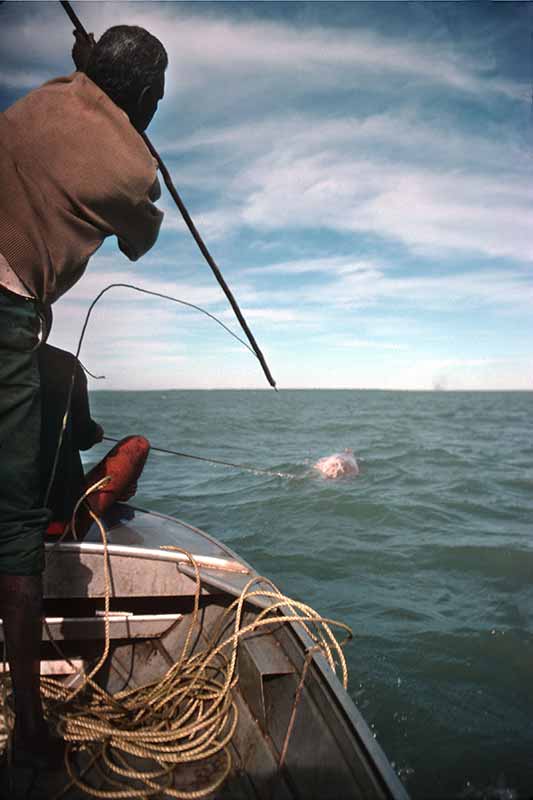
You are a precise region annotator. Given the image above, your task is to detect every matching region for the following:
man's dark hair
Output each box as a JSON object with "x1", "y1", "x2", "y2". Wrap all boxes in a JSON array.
[{"x1": 86, "y1": 26, "x2": 167, "y2": 116}]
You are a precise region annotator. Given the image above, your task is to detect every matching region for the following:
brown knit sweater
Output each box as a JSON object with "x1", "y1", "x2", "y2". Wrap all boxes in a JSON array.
[{"x1": 0, "y1": 72, "x2": 163, "y2": 304}]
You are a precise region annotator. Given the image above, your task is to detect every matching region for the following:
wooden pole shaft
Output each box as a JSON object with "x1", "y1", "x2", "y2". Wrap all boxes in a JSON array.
[{"x1": 59, "y1": 1, "x2": 277, "y2": 388}]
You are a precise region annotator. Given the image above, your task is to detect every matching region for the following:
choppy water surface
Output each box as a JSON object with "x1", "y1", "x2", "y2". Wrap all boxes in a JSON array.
[{"x1": 86, "y1": 389, "x2": 533, "y2": 799}]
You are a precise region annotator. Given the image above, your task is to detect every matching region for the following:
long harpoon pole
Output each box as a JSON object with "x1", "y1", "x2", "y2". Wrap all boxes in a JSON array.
[{"x1": 60, "y1": 0, "x2": 277, "y2": 390}]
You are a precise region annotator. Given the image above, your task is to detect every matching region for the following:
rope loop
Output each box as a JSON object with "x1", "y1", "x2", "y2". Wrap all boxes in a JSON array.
[{"x1": 1, "y1": 507, "x2": 352, "y2": 798}]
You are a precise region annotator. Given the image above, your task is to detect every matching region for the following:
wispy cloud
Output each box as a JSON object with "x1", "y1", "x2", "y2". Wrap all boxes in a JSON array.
[
  {"x1": 2, "y1": 2, "x2": 530, "y2": 390},
  {"x1": 332, "y1": 338, "x2": 408, "y2": 352},
  {"x1": 0, "y1": 68, "x2": 51, "y2": 90},
  {"x1": 236, "y1": 153, "x2": 531, "y2": 262},
  {"x1": 278, "y1": 266, "x2": 533, "y2": 313},
  {"x1": 161, "y1": 109, "x2": 530, "y2": 263},
  {"x1": 117, "y1": 6, "x2": 528, "y2": 102},
  {"x1": 1, "y1": 3, "x2": 527, "y2": 102},
  {"x1": 244, "y1": 256, "x2": 383, "y2": 276},
  {"x1": 163, "y1": 111, "x2": 526, "y2": 178}
]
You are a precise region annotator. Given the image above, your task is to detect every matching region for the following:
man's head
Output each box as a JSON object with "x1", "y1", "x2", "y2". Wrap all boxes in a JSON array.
[{"x1": 85, "y1": 26, "x2": 167, "y2": 132}]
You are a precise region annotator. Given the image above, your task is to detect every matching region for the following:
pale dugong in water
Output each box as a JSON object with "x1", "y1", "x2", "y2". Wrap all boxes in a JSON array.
[{"x1": 314, "y1": 448, "x2": 360, "y2": 479}]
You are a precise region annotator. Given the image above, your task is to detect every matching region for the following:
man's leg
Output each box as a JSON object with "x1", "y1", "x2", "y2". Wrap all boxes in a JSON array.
[
  {"x1": 0, "y1": 289, "x2": 62, "y2": 765},
  {"x1": 0, "y1": 575, "x2": 44, "y2": 743}
]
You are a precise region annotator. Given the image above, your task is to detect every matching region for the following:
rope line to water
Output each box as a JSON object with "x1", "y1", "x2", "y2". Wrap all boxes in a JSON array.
[
  {"x1": 44, "y1": 282, "x2": 259, "y2": 508},
  {"x1": 102, "y1": 435, "x2": 297, "y2": 479},
  {"x1": 1, "y1": 496, "x2": 352, "y2": 797},
  {"x1": 76, "y1": 283, "x2": 255, "y2": 359}
]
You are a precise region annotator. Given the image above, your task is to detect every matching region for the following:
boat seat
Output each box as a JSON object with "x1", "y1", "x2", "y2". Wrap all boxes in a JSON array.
[{"x1": 0, "y1": 612, "x2": 182, "y2": 643}]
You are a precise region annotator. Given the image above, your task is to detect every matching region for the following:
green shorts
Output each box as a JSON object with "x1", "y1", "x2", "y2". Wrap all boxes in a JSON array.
[{"x1": 0, "y1": 288, "x2": 50, "y2": 575}]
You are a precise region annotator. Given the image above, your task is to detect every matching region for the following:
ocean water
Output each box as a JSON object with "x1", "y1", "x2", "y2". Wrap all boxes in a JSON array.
[{"x1": 85, "y1": 389, "x2": 533, "y2": 800}]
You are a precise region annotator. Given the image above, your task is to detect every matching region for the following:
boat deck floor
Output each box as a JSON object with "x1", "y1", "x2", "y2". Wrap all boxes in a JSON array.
[{"x1": 1, "y1": 726, "x2": 262, "y2": 800}]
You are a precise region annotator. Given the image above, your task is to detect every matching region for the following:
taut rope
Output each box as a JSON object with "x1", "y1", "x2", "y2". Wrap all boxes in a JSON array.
[{"x1": 102, "y1": 435, "x2": 297, "y2": 480}]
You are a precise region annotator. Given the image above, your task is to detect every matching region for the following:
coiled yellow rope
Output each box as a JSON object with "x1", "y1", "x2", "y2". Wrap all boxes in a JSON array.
[{"x1": 2, "y1": 495, "x2": 353, "y2": 799}]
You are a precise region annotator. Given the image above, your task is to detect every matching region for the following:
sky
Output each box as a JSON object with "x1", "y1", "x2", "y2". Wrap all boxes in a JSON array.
[{"x1": 1, "y1": 1, "x2": 531, "y2": 390}]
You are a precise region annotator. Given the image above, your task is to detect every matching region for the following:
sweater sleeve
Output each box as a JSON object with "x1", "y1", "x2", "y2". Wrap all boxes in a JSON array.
[
  {"x1": 116, "y1": 199, "x2": 164, "y2": 261},
  {"x1": 113, "y1": 175, "x2": 164, "y2": 262}
]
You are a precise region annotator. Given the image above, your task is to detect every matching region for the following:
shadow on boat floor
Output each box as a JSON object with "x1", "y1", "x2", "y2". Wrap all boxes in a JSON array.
[{"x1": 0, "y1": 751, "x2": 263, "y2": 800}]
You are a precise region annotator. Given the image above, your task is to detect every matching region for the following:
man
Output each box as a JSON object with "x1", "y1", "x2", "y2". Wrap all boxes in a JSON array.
[
  {"x1": 39, "y1": 342, "x2": 150, "y2": 540},
  {"x1": 0, "y1": 25, "x2": 166, "y2": 767},
  {"x1": 40, "y1": 344, "x2": 105, "y2": 533}
]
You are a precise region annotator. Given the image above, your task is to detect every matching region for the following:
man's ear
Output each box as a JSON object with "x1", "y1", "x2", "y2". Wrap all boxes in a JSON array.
[
  {"x1": 137, "y1": 85, "x2": 153, "y2": 111},
  {"x1": 138, "y1": 84, "x2": 158, "y2": 116},
  {"x1": 133, "y1": 84, "x2": 158, "y2": 132}
]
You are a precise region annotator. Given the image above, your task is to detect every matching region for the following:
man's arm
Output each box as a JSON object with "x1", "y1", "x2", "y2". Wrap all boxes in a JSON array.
[
  {"x1": 116, "y1": 178, "x2": 164, "y2": 261},
  {"x1": 149, "y1": 176, "x2": 162, "y2": 202},
  {"x1": 71, "y1": 361, "x2": 104, "y2": 451}
]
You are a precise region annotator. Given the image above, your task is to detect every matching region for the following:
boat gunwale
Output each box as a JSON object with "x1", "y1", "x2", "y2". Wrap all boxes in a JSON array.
[{"x1": 45, "y1": 539, "x2": 248, "y2": 572}]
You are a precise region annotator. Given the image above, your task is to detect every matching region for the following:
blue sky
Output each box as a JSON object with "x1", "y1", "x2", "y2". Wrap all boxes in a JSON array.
[{"x1": 1, "y1": 1, "x2": 531, "y2": 390}]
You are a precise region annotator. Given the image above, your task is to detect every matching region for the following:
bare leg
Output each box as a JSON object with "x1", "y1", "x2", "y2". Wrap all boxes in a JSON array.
[
  {"x1": 0, "y1": 574, "x2": 63, "y2": 767},
  {"x1": 1, "y1": 575, "x2": 43, "y2": 741}
]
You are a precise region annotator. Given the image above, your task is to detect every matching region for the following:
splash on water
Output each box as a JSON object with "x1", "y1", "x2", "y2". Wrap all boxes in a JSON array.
[{"x1": 313, "y1": 448, "x2": 360, "y2": 479}]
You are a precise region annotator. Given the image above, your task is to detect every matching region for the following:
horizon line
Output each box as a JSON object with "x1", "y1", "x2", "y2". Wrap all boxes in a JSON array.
[{"x1": 88, "y1": 386, "x2": 533, "y2": 393}]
